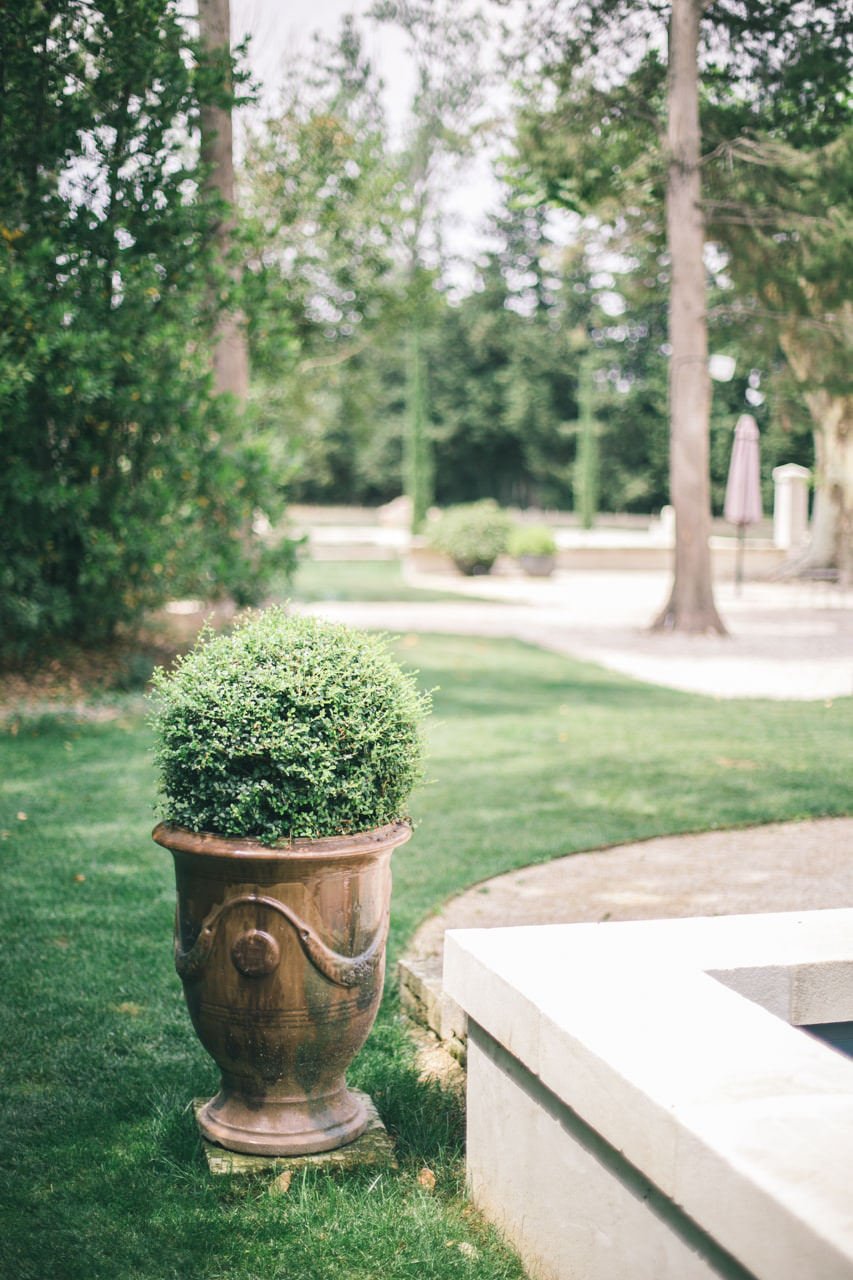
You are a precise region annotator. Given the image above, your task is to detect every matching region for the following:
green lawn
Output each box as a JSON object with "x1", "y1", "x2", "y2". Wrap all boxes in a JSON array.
[
  {"x1": 391, "y1": 635, "x2": 852, "y2": 952},
  {"x1": 276, "y1": 557, "x2": 489, "y2": 604},
  {"x1": 2, "y1": 635, "x2": 850, "y2": 1279}
]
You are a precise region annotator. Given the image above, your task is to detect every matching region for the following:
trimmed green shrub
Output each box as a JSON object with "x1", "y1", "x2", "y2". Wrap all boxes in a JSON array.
[
  {"x1": 150, "y1": 608, "x2": 430, "y2": 842},
  {"x1": 427, "y1": 500, "x2": 511, "y2": 575},
  {"x1": 0, "y1": 2, "x2": 289, "y2": 658},
  {"x1": 508, "y1": 524, "x2": 557, "y2": 558}
]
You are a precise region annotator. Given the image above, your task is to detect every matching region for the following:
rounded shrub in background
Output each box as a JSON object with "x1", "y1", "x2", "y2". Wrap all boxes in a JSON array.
[
  {"x1": 427, "y1": 500, "x2": 511, "y2": 575},
  {"x1": 150, "y1": 608, "x2": 430, "y2": 843}
]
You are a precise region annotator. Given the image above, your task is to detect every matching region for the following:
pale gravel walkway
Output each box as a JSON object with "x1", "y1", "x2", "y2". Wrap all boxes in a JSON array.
[
  {"x1": 297, "y1": 568, "x2": 853, "y2": 700},
  {"x1": 405, "y1": 818, "x2": 853, "y2": 974}
]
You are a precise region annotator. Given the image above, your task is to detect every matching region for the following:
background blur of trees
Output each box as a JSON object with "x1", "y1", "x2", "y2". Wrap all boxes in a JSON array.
[
  {"x1": 2, "y1": 1, "x2": 849, "y2": 656},
  {"x1": 506, "y1": 0, "x2": 852, "y2": 577},
  {"x1": 241, "y1": 4, "x2": 839, "y2": 528}
]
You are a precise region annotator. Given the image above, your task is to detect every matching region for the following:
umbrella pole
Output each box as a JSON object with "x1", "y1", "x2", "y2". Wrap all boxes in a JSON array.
[{"x1": 735, "y1": 524, "x2": 745, "y2": 595}]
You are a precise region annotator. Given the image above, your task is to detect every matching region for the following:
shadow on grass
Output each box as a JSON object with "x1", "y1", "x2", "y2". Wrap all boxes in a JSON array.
[{"x1": 350, "y1": 1011, "x2": 465, "y2": 1167}]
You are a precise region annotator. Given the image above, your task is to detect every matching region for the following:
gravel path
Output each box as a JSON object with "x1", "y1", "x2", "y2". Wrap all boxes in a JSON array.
[
  {"x1": 405, "y1": 817, "x2": 853, "y2": 973},
  {"x1": 298, "y1": 569, "x2": 853, "y2": 700}
]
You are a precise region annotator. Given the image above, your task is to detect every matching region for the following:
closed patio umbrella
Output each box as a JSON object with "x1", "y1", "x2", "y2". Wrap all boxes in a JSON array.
[{"x1": 724, "y1": 413, "x2": 762, "y2": 591}]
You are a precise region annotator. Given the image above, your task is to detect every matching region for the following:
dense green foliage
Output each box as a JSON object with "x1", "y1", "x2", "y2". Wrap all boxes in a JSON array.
[
  {"x1": 427, "y1": 208, "x2": 581, "y2": 509},
  {"x1": 244, "y1": 8, "x2": 490, "y2": 532},
  {"x1": 243, "y1": 51, "x2": 815, "y2": 522},
  {"x1": 150, "y1": 609, "x2": 430, "y2": 840},
  {"x1": 0, "y1": 1, "x2": 287, "y2": 659},
  {"x1": 427, "y1": 500, "x2": 512, "y2": 575},
  {"x1": 371, "y1": 0, "x2": 492, "y2": 531},
  {"x1": 242, "y1": 20, "x2": 407, "y2": 511}
]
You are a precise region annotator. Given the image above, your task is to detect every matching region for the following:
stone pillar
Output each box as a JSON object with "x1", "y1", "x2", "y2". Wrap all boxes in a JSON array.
[
  {"x1": 772, "y1": 464, "x2": 811, "y2": 550},
  {"x1": 658, "y1": 504, "x2": 676, "y2": 545}
]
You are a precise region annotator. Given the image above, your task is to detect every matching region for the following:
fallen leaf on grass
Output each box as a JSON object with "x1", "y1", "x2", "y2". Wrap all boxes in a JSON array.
[
  {"x1": 271, "y1": 1170, "x2": 292, "y2": 1194},
  {"x1": 417, "y1": 1167, "x2": 436, "y2": 1192},
  {"x1": 714, "y1": 757, "x2": 757, "y2": 771},
  {"x1": 114, "y1": 1002, "x2": 141, "y2": 1016},
  {"x1": 16, "y1": 811, "x2": 27, "y2": 821},
  {"x1": 74, "y1": 873, "x2": 86, "y2": 883}
]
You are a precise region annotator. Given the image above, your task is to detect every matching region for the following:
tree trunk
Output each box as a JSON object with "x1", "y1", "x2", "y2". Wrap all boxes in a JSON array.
[
  {"x1": 652, "y1": 0, "x2": 725, "y2": 633},
  {"x1": 198, "y1": 0, "x2": 248, "y2": 403},
  {"x1": 804, "y1": 391, "x2": 850, "y2": 578},
  {"x1": 778, "y1": 324, "x2": 853, "y2": 581},
  {"x1": 807, "y1": 392, "x2": 853, "y2": 580}
]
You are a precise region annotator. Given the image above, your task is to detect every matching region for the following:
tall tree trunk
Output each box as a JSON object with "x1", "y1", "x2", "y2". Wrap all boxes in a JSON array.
[
  {"x1": 808, "y1": 394, "x2": 853, "y2": 580},
  {"x1": 779, "y1": 323, "x2": 853, "y2": 581},
  {"x1": 198, "y1": 0, "x2": 248, "y2": 403},
  {"x1": 653, "y1": 0, "x2": 725, "y2": 633}
]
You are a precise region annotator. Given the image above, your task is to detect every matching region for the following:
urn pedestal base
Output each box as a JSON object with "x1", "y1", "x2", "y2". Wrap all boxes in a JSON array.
[
  {"x1": 197, "y1": 1083, "x2": 367, "y2": 1156},
  {"x1": 193, "y1": 1092, "x2": 397, "y2": 1176}
]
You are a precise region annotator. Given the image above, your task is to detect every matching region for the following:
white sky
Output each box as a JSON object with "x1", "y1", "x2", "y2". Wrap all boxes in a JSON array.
[{"x1": 233, "y1": 0, "x2": 412, "y2": 122}]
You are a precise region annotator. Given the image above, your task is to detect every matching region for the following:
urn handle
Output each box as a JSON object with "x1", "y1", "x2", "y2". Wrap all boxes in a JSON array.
[{"x1": 174, "y1": 892, "x2": 388, "y2": 989}]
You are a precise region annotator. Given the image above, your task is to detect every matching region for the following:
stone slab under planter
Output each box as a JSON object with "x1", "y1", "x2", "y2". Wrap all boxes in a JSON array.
[{"x1": 194, "y1": 1092, "x2": 397, "y2": 1176}]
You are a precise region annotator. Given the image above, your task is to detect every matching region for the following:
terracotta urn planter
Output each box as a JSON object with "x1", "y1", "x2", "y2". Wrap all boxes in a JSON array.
[
  {"x1": 149, "y1": 609, "x2": 429, "y2": 1157},
  {"x1": 154, "y1": 819, "x2": 411, "y2": 1156}
]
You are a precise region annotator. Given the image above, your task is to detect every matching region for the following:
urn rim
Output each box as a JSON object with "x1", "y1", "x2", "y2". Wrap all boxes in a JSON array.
[{"x1": 152, "y1": 819, "x2": 411, "y2": 862}]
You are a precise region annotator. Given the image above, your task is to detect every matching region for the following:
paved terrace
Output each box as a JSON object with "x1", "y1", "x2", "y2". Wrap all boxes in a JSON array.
[{"x1": 298, "y1": 567, "x2": 853, "y2": 701}]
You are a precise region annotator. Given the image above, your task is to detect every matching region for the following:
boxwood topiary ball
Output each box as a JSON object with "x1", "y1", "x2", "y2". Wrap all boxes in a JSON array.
[{"x1": 150, "y1": 608, "x2": 430, "y2": 843}]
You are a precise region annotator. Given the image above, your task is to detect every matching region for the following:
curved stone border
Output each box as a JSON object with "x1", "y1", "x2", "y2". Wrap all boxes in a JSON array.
[{"x1": 399, "y1": 817, "x2": 853, "y2": 1057}]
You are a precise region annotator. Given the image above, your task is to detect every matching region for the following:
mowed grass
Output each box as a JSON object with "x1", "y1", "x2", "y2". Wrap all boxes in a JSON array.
[
  {"x1": 275, "y1": 557, "x2": 486, "y2": 604},
  {"x1": 1, "y1": 634, "x2": 851, "y2": 1279},
  {"x1": 390, "y1": 635, "x2": 853, "y2": 951}
]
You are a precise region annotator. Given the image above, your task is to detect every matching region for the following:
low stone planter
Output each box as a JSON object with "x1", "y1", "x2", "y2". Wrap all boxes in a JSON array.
[{"x1": 518, "y1": 553, "x2": 555, "y2": 578}]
